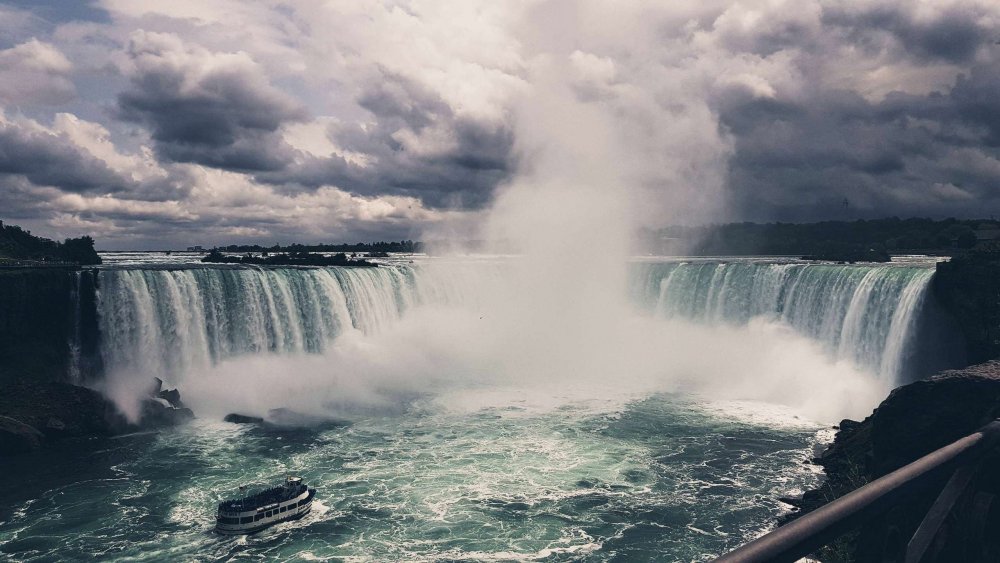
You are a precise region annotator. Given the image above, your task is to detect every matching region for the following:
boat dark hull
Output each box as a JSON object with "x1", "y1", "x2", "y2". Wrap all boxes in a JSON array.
[{"x1": 215, "y1": 503, "x2": 312, "y2": 535}]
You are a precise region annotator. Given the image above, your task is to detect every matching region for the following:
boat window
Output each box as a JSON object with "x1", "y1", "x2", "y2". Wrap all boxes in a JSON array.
[
  {"x1": 217, "y1": 516, "x2": 239, "y2": 525},
  {"x1": 280, "y1": 506, "x2": 287, "y2": 513},
  {"x1": 297, "y1": 498, "x2": 308, "y2": 506},
  {"x1": 240, "y1": 517, "x2": 253, "y2": 524},
  {"x1": 254, "y1": 514, "x2": 263, "y2": 521}
]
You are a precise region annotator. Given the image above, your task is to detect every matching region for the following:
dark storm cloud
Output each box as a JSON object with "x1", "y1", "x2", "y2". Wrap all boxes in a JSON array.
[
  {"x1": 717, "y1": 63, "x2": 1000, "y2": 220},
  {"x1": 950, "y1": 62, "x2": 1000, "y2": 146},
  {"x1": 0, "y1": 121, "x2": 127, "y2": 192},
  {"x1": 267, "y1": 70, "x2": 514, "y2": 209},
  {"x1": 357, "y1": 72, "x2": 452, "y2": 132},
  {"x1": 822, "y1": 4, "x2": 996, "y2": 63},
  {"x1": 116, "y1": 32, "x2": 305, "y2": 172},
  {"x1": 0, "y1": 177, "x2": 54, "y2": 220}
]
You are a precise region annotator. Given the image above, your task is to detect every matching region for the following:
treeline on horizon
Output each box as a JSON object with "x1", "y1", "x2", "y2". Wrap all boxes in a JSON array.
[
  {"x1": 213, "y1": 240, "x2": 421, "y2": 254},
  {"x1": 0, "y1": 221, "x2": 102, "y2": 265},
  {"x1": 639, "y1": 217, "x2": 1000, "y2": 256},
  {"x1": 3, "y1": 217, "x2": 999, "y2": 265}
]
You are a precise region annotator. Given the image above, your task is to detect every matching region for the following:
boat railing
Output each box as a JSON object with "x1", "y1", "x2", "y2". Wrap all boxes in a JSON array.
[
  {"x1": 218, "y1": 483, "x2": 308, "y2": 512},
  {"x1": 713, "y1": 419, "x2": 1000, "y2": 563}
]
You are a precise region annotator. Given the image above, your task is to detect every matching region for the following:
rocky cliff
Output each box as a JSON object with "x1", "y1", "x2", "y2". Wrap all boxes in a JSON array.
[
  {"x1": 783, "y1": 361, "x2": 1000, "y2": 562},
  {"x1": 934, "y1": 249, "x2": 1000, "y2": 365}
]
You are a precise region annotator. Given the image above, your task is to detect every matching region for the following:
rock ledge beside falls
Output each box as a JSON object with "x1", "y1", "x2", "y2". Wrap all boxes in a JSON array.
[
  {"x1": 780, "y1": 360, "x2": 1000, "y2": 562},
  {"x1": 0, "y1": 379, "x2": 193, "y2": 456}
]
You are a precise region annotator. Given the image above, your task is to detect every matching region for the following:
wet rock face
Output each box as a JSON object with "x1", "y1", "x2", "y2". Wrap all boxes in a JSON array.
[
  {"x1": 0, "y1": 269, "x2": 74, "y2": 383},
  {"x1": 0, "y1": 268, "x2": 102, "y2": 385},
  {"x1": 782, "y1": 361, "x2": 1000, "y2": 562},
  {"x1": 934, "y1": 252, "x2": 1000, "y2": 365}
]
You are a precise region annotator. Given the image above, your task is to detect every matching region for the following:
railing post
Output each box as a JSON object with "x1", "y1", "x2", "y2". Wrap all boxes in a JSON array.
[{"x1": 905, "y1": 462, "x2": 980, "y2": 563}]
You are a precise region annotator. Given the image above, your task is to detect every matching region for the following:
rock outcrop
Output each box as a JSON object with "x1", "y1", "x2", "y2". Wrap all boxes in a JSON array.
[
  {"x1": 224, "y1": 413, "x2": 265, "y2": 424},
  {"x1": 222, "y1": 408, "x2": 339, "y2": 428},
  {"x1": 139, "y1": 378, "x2": 194, "y2": 428},
  {"x1": 783, "y1": 361, "x2": 1000, "y2": 562},
  {"x1": 0, "y1": 378, "x2": 193, "y2": 456}
]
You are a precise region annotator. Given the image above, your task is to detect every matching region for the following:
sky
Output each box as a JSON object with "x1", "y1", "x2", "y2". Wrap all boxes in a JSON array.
[{"x1": 0, "y1": 1, "x2": 999, "y2": 249}]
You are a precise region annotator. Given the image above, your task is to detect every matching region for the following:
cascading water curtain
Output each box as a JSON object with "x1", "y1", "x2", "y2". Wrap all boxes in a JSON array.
[
  {"x1": 630, "y1": 261, "x2": 934, "y2": 384},
  {"x1": 95, "y1": 265, "x2": 450, "y2": 382}
]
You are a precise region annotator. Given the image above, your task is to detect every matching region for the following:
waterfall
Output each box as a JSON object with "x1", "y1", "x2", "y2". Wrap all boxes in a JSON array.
[
  {"x1": 630, "y1": 260, "x2": 935, "y2": 383},
  {"x1": 96, "y1": 259, "x2": 935, "y2": 391},
  {"x1": 95, "y1": 264, "x2": 464, "y2": 383}
]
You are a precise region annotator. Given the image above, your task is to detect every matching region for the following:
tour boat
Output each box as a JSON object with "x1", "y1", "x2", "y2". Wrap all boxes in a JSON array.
[{"x1": 215, "y1": 476, "x2": 315, "y2": 534}]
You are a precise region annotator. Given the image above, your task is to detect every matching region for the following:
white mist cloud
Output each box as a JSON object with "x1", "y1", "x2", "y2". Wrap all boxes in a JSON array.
[{"x1": 176, "y1": 290, "x2": 886, "y2": 424}]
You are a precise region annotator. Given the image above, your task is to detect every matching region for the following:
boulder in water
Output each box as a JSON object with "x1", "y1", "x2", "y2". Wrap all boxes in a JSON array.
[
  {"x1": 150, "y1": 377, "x2": 187, "y2": 409},
  {"x1": 158, "y1": 388, "x2": 184, "y2": 408},
  {"x1": 224, "y1": 413, "x2": 265, "y2": 424},
  {"x1": 137, "y1": 377, "x2": 194, "y2": 428}
]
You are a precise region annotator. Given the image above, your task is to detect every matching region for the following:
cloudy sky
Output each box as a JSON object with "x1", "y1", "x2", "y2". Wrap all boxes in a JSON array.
[{"x1": 1, "y1": 1, "x2": 999, "y2": 249}]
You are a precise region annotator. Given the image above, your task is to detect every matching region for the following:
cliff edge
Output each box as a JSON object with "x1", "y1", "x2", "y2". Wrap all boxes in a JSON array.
[{"x1": 783, "y1": 361, "x2": 1000, "y2": 562}]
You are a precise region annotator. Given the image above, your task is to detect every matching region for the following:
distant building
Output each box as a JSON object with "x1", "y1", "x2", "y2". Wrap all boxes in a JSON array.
[{"x1": 187, "y1": 245, "x2": 204, "y2": 251}]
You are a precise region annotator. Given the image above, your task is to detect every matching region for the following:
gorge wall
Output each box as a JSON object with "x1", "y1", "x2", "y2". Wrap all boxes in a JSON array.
[
  {"x1": 934, "y1": 250, "x2": 1000, "y2": 365},
  {"x1": 0, "y1": 268, "x2": 100, "y2": 384}
]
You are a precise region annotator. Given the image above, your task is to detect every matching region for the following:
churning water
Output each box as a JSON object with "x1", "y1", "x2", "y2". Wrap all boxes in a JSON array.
[
  {"x1": 0, "y1": 393, "x2": 826, "y2": 561},
  {"x1": 1, "y1": 254, "x2": 938, "y2": 561}
]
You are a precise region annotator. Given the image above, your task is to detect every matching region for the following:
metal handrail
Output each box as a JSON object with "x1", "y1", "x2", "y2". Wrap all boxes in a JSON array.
[{"x1": 714, "y1": 420, "x2": 1000, "y2": 563}]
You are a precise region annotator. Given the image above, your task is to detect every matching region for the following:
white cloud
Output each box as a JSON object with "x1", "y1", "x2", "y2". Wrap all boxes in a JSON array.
[
  {"x1": 0, "y1": 39, "x2": 75, "y2": 105},
  {"x1": 52, "y1": 113, "x2": 165, "y2": 183}
]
